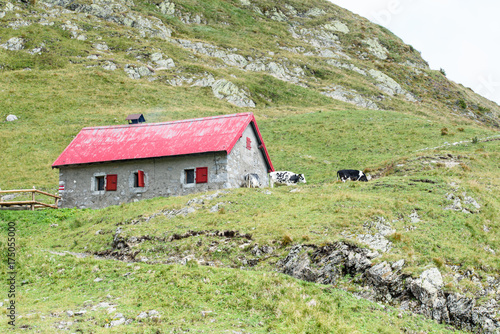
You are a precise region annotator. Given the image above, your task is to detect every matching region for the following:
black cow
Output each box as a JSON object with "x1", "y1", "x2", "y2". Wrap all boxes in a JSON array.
[{"x1": 337, "y1": 169, "x2": 369, "y2": 182}]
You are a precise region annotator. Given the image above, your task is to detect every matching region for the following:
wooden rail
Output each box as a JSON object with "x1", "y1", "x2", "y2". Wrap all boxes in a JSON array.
[{"x1": 0, "y1": 188, "x2": 60, "y2": 210}]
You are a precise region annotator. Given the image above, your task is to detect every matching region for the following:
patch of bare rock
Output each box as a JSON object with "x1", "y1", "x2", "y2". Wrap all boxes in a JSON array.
[{"x1": 278, "y1": 242, "x2": 500, "y2": 333}]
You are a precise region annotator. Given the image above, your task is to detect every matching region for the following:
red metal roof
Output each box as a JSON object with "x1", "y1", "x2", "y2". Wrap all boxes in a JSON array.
[{"x1": 52, "y1": 112, "x2": 274, "y2": 171}]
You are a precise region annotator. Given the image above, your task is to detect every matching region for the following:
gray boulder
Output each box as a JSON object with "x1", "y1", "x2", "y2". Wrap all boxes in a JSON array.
[
  {"x1": 363, "y1": 38, "x2": 389, "y2": 60},
  {"x1": 124, "y1": 65, "x2": 154, "y2": 79},
  {"x1": 6, "y1": 115, "x2": 18, "y2": 122},
  {"x1": 364, "y1": 262, "x2": 405, "y2": 302},
  {"x1": 447, "y1": 293, "x2": 475, "y2": 330},
  {"x1": 409, "y1": 268, "x2": 443, "y2": 305},
  {"x1": 408, "y1": 268, "x2": 449, "y2": 322},
  {"x1": 1, "y1": 37, "x2": 24, "y2": 51},
  {"x1": 211, "y1": 79, "x2": 255, "y2": 108},
  {"x1": 102, "y1": 61, "x2": 117, "y2": 71},
  {"x1": 158, "y1": 1, "x2": 175, "y2": 15},
  {"x1": 321, "y1": 85, "x2": 379, "y2": 110}
]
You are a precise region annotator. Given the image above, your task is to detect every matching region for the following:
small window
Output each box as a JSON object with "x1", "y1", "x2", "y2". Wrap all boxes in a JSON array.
[
  {"x1": 185, "y1": 169, "x2": 195, "y2": 184},
  {"x1": 246, "y1": 137, "x2": 251, "y2": 150},
  {"x1": 106, "y1": 174, "x2": 117, "y2": 191},
  {"x1": 96, "y1": 176, "x2": 105, "y2": 191},
  {"x1": 134, "y1": 170, "x2": 145, "y2": 188},
  {"x1": 196, "y1": 167, "x2": 208, "y2": 184}
]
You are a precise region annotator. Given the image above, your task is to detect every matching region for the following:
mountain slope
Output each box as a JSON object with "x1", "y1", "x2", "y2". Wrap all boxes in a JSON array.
[
  {"x1": 2, "y1": 0, "x2": 499, "y2": 119},
  {"x1": 1, "y1": 0, "x2": 499, "y2": 189},
  {"x1": 1, "y1": 0, "x2": 500, "y2": 333}
]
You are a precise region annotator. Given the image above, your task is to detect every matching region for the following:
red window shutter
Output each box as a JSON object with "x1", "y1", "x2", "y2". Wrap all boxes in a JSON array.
[
  {"x1": 196, "y1": 167, "x2": 208, "y2": 184},
  {"x1": 106, "y1": 174, "x2": 117, "y2": 191},
  {"x1": 246, "y1": 137, "x2": 251, "y2": 150},
  {"x1": 137, "y1": 170, "x2": 145, "y2": 187}
]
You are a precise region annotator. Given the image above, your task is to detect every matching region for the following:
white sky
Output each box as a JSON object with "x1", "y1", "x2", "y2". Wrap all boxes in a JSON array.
[{"x1": 328, "y1": 0, "x2": 500, "y2": 106}]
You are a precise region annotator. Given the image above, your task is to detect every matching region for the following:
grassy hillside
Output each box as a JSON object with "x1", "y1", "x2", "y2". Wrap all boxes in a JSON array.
[
  {"x1": 0, "y1": 214, "x2": 462, "y2": 333},
  {"x1": 1, "y1": 0, "x2": 499, "y2": 332},
  {"x1": 1, "y1": 108, "x2": 499, "y2": 332},
  {"x1": 1, "y1": 0, "x2": 499, "y2": 189}
]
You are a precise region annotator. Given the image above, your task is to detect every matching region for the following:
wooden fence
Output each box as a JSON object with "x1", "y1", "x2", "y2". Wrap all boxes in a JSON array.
[{"x1": 0, "y1": 188, "x2": 60, "y2": 210}]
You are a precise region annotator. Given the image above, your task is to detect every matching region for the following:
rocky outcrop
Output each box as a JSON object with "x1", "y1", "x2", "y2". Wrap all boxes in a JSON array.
[
  {"x1": 157, "y1": 0, "x2": 207, "y2": 24},
  {"x1": 356, "y1": 217, "x2": 395, "y2": 253},
  {"x1": 289, "y1": 26, "x2": 342, "y2": 50},
  {"x1": 327, "y1": 60, "x2": 366, "y2": 76},
  {"x1": 444, "y1": 192, "x2": 481, "y2": 214},
  {"x1": 164, "y1": 72, "x2": 255, "y2": 107},
  {"x1": 158, "y1": 0, "x2": 175, "y2": 16},
  {"x1": 43, "y1": 0, "x2": 173, "y2": 40},
  {"x1": 362, "y1": 38, "x2": 389, "y2": 60},
  {"x1": 1, "y1": 37, "x2": 24, "y2": 51},
  {"x1": 321, "y1": 85, "x2": 379, "y2": 110},
  {"x1": 172, "y1": 38, "x2": 305, "y2": 85},
  {"x1": 149, "y1": 52, "x2": 175, "y2": 70},
  {"x1": 326, "y1": 60, "x2": 417, "y2": 103},
  {"x1": 173, "y1": 39, "x2": 249, "y2": 68},
  {"x1": 211, "y1": 79, "x2": 256, "y2": 108},
  {"x1": 61, "y1": 20, "x2": 86, "y2": 40},
  {"x1": 102, "y1": 60, "x2": 117, "y2": 71},
  {"x1": 368, "y1": 69, "x2": 417, "y2": 102},
  {"x1": 123, "y1": 64, "x2": 154, "y2": 79},
  {"x1": 278, "y1": 243, "x2": 500, "y2": 333}
]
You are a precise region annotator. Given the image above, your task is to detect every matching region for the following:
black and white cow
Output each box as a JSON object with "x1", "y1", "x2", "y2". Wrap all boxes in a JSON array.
[
  {"x1": 269, "y1": 171, "x2": 306, "y2": 187},
  {"x1": 243, "y1": 173, "x2": 260, "y2": 188},
  {"x1": 337, "y1": 169, "x2": 369, "y2": 182}
]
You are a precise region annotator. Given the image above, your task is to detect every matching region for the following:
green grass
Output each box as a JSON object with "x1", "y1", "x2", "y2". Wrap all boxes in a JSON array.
[
  {"x1": 5, "y1": 130, "x2": 497, "y2": 274},
  {"x1": 0, "y1": 0, "x2": 499, "y2": 332},
  {"x1": 261, "y1": 109, "x2": 497, "y2": 184},
  {"x1": 0, "y1": 210, "x2": 464, "y2": 333}
]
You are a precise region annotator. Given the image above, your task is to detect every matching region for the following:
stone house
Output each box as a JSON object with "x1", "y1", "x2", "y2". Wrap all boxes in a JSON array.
[{"x1": 52, "y1": 112, "x2": 274, "y2": 209}]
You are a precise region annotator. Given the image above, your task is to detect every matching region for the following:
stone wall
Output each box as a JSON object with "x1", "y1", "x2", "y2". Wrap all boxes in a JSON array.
[
  {"x1": 58, "y1": 152, "x2": 229, "y2": 209},
  {"x1": 227, "y1": 124, "x2": 270, "y2": 188}
]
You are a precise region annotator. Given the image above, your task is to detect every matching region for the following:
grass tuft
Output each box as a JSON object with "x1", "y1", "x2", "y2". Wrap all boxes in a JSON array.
[{"x1": 282, "y1": 234, "x2": 293, "y2": 247}]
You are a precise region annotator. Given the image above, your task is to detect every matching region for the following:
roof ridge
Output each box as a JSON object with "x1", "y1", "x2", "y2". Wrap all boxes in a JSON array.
[
  {"x1": 82, "y1": 112, "x2": 254, "y2": 131},
  {"x1": 52, "y1": 111, "x2": 274, "y2": 172}
]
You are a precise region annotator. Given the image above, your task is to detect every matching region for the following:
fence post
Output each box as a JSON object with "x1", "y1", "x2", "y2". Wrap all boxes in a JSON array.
[{"x1": 31, "y1": 186, "x2": 35, "y2": 211}]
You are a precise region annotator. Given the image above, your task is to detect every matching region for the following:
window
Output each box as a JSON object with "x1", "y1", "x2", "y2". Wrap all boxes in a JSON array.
[
  {"x1": 246, "y1": 137, "x2": 251, "y2": 150},
  {"x1": 95, "y1": 176, "x2": 105, "y2": 191},
  {"x1": 106, "y1": 174, "x2": 117, "y2": 191},
  {"x1": 185, "y1": 169, "x2": 195, "y2": 184},
  {"x1": 185, "y1": 167, "x2": 208, "y2": 184},
  {"x1": 134, "y1": 170, "x2": 145, "y2": 188},
  {"x1": 196, "y1": 167, "x2": 208, "y2": 184}
]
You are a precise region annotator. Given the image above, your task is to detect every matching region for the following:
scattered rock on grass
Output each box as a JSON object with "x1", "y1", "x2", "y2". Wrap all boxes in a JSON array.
[
  {"x1": 102, "y1": 61, "x2": 117, "y2": 71},
  {"x1": 1, "y1": 37, "x2": 24, "y2": 51},
  {"x1": 445, "y1": 192, "x2": 480, "y2": 214},
  {"x1": 356, "y1": 217, "x2": 395, "y2": 253},
  {"x1": 136, "y1": 311, "x2": 148, "y2": 319},
  {"x1": 211, "y1": 79, "x2": 256, "y2": 108},
  {"x1": 124, "y1": 64, "x2": 154, "y2": 79},
  {"x1": 6, "y1": 114, "x2": 18, "y2": 122}
]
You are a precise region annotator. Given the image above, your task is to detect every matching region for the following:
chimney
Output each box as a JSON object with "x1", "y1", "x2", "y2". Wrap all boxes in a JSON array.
[{"x1": 125, "y1": 114, "x2": 146, "y2": 124}]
